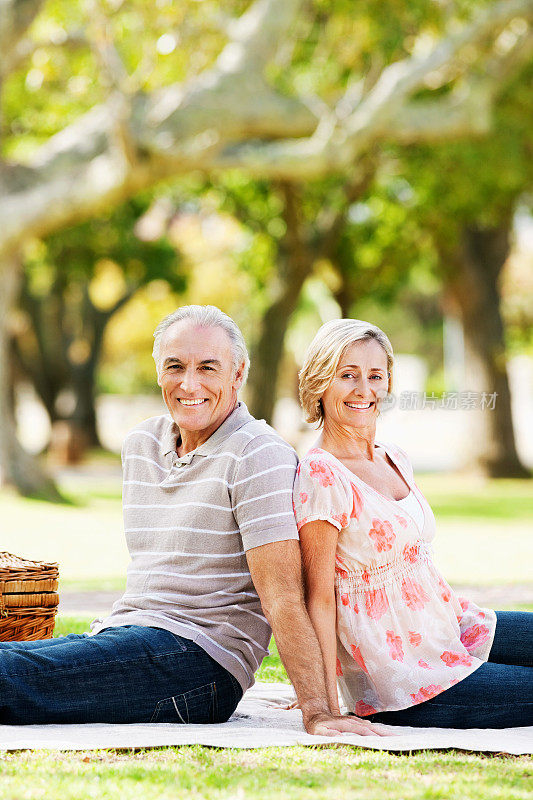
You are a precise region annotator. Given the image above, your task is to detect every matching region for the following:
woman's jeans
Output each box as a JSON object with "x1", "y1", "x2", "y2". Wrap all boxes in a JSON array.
[
  {"x1": 0, "y1": 626, "x2": 243, "y2": 725},
  {"x1": 369, "y1": 611, "x2": 533, "y2": 728}
]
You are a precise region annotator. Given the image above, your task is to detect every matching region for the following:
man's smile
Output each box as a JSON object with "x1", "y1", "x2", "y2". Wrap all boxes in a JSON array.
[{"x1": 177, "y1": 398, "x2": 208, "y2": 405}]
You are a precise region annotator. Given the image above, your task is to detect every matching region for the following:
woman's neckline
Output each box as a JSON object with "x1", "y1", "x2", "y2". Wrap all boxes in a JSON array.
[
  {"x1": 309, "y1": 443, "x2": 412, "y2": 502},
  {"x1": 393, "y1": 489, "x2": 413, "y2": 502}
]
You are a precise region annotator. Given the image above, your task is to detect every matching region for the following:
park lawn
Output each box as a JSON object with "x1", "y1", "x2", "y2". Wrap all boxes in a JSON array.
[
  {"x1": 0, "y1": 617, "x2": 530, "y2": 800},
  {"x1": 0, "y1": 747, "x2": 530, "y2": 800},
  {"x1": 0, "y1": 613, "x2": 530, "y2": 800},
  {"x1": 1, "y1": 475, "x2": 532, "y2": 799},
  {"x1": 1, "y1": 472, "x2": 532, "y2": 589}
]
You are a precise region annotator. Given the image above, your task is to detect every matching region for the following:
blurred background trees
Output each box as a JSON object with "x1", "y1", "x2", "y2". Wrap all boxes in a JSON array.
[
  {"x1": 13, "y1": 197, "x2": 181, "y2": 457},
  {"x1": 1, "y1": 0, "x2": 532, "y2": 497}
]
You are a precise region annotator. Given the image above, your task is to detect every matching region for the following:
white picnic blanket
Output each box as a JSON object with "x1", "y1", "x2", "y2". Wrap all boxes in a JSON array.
[{"x1": 0, "y1": 683, "x2": 531, "y2": 755}]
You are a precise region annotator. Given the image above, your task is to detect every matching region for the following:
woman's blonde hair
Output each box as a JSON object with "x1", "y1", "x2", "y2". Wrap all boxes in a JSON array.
[{"x1": 299, "y1": 319, "x2": 394, "y2": 425}]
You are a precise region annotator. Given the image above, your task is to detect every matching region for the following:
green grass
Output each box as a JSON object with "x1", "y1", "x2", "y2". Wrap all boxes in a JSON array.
[
  {"x1": 4, "y1": 615, "x2": 533, "y2": 800},
  {"x1": 2, "y1": 474, "x2": 532, "y2": 586},
  {"x1": 2, "y1": 476, "x2": 532, "y2": 798},
  {"x1": 418, "y1": 475, "x2": 533, "y2": 520},
  {"x1": 0, "y1": 748, "x2": 530, "y2": 800},
  {"x1": 60, "y1": 577, "x2": 126, "y2": 592}
]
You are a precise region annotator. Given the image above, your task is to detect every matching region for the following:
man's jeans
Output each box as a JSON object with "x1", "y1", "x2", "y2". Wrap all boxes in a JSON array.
[
  {"x1": 0, "y1": 626, "x2": 243, "y2": 725},
  {"x1": 368, "y1": 611, "x2": 533, "y2": 728}
]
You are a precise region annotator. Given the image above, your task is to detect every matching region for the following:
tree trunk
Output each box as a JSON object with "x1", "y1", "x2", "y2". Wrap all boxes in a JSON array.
[
  {"x1": 68, "y1": 303, "x2": 108, "y2": 452},
  {"x1": 446, "y1": 221, "x2": 528, "y2": 478},
  {"x1": 334, "y1": 279, "x2": 354, "y2": 319},
  {"x1": 248, "y1": 183, "x2": 312, "y2": 422},
  {"x1": 13, "y1": 272, "x2": 69, "y2": 426},
  {"x1": 0, "y1": 259, "x2": 62, "y2": 499}
]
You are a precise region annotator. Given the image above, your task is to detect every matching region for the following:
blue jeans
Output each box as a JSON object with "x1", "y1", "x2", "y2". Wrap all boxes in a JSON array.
[
  {"x1": 368, "y1": 611, "x2": 533, "y2": 728},
  {"x1": 0, "y1": 626, "x2": 243, "y2": 725}
]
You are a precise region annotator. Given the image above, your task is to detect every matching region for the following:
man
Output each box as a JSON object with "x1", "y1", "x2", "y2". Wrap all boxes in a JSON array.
[{"x1": 0, "y1": 305, "x2": 384, "y2": 736}]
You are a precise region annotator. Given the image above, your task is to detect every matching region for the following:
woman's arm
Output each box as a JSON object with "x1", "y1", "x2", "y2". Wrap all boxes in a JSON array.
[{"x1": 299, "y1": 519, "x2": 340, "y2": 714}]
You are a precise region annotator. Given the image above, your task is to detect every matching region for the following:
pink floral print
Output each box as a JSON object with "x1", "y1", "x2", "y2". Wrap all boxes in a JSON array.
[
  {"x1": 309, "y1": 460, "x2": 335, "y2": 487},
  {"x1": 401, "y1": 577, "x2": 430, "y2": 610},
  {"x1": 402, "y1": 542, "x2": 419, "y2": 564},
  {"x1": 410, "y1": 685, "x2": 444, "y2": 704},
  {"x1": 335, "y1": 555, "x2": 349, "y2": 579},
  {"x1": 364, "y1": 588, "x2": 389, "y2": 619},
  {"x1": 438, "y1": 577, "x2": 451, "y2": 602},
  {"x1": 293, "y1": 445, "x2": 496, "y2": 716},
  {"x1": 461, "y1": 623, "x2": 490, "y2": 651},
  {"x1": 386, "y1": 630, "x2": 404, "y2": 662},
  {"x1": 440, "y1": 650, "x2": 473, "y2": 667},
  {"x1": 368, "y1": 518, "x2": 396, "y2": 552},
  {"x1": 355, "y1": 700, "x2": 377, "y2": 716},
  {"x1": 352, "y1": 485, "x2": 364, "y2": 519},
  {"x1": 333, "y1": 512, "x2": 349, "y2": 529},
  {"x1": 351, "y1": 645, "x2": 369, "y2": 674}
]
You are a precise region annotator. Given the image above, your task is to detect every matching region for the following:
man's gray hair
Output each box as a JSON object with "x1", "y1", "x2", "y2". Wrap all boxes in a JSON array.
[{"x1": 152, "y1": 305, "x2": 250, "y2": 384}]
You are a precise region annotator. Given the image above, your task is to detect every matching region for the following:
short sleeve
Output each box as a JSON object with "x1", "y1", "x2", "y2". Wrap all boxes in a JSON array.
[
  {"x1": 293, "y1": 455, "x2": 353, "y2": 532},
  {"x1": 231, "y1": 435, "x2": 299, "y2": 551}
]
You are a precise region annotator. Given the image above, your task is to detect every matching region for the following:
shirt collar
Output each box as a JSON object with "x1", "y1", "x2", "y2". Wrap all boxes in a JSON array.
[{"x1": 159, "y1": 401, "x2": 254, "y2": 460}]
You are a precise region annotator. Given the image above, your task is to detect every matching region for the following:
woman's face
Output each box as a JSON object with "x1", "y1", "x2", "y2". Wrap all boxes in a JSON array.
[{"x1": 320, "y1": 338, "x2": 389, "y2": 431}]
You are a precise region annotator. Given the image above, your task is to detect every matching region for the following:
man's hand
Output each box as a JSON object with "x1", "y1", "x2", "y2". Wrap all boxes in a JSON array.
[{"x1": 306, "y1": 712, "x2": 391, "y2": 737}]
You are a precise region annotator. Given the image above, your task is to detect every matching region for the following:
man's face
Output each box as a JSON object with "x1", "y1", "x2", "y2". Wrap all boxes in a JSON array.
[{"x1": 157, "y1": 320, "x2": 244, "y2": 442}]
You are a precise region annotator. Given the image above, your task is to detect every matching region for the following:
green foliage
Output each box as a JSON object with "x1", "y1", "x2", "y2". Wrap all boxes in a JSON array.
[
  {"x1": 27, "y1": 196, "x2": 180, "y2": 291},
  {"x1": 2, "y1": 0, "x2": 248, "y2": 158},
  {"x1": 4, "y1": 0, "x2": 532, "y2": 402},
  {"x1": 16, "y1": 196, "x2": 183, "y2": 423},
  {"x1": 270, "y1": 0, "x2": 445, "y2": 101},
  {"x1": 392, "y1": 64, "x2": 533, "y2": 235}
]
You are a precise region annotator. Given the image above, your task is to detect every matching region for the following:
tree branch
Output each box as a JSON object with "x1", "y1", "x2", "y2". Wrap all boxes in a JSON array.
[
  {"x1": 213, "y1": 0, "x2": 533, "y2": 175},
  {"x1": 1, "y1": 0, "x2": 532, "y2": 258},
  {"x1": 0, "y1": 0, "x2": 46, "y2": 77},
  {"x1": 391, "y1": 27, "x2": 533, "y2": 143}
]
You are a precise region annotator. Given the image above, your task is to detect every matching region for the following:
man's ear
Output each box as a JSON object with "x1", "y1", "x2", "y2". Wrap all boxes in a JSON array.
[{"x1": 233, "y1": 361, "x2": 246, "y2": 390}]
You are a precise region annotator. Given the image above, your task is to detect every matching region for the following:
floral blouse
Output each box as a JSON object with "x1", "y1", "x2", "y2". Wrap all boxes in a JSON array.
[{"x1": 293, "y1": 444, "x2": 497, "y2": 716}]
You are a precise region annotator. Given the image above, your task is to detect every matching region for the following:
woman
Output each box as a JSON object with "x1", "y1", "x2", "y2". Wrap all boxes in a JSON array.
[{"x1": 293, "y1": 318, "x2": 533, "y2": 728}]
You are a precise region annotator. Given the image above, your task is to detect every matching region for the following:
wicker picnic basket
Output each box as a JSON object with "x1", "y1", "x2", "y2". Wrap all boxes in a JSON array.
[{"x1": 0, "y1": 552, "x2": 59, "y2": 641}]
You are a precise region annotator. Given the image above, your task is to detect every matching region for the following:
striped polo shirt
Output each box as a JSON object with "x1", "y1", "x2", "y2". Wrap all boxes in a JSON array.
[{"x1": 91, "y1": 402, "x2": 299, "y2": 691}]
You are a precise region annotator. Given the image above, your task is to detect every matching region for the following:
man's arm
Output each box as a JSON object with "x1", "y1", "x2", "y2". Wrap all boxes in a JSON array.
[{"x1": 246, "y1": 540, "x2": 388, "y2": 737}]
